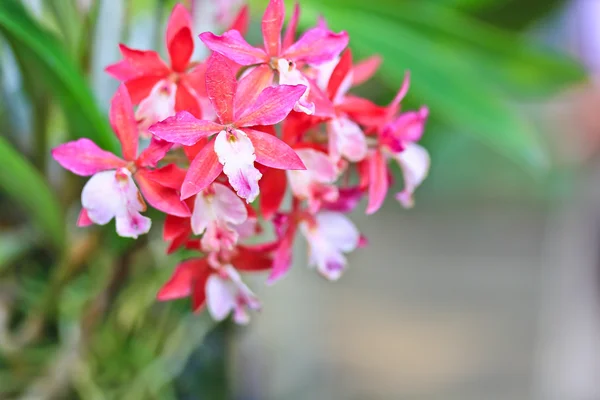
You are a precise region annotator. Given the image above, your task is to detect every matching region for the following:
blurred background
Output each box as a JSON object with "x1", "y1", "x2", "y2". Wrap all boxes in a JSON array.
[{"x1": 0, "y1": 0, "x2": 599, "y2": 399}]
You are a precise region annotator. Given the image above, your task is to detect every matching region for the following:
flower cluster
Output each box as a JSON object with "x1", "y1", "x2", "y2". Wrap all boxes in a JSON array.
[{"x1": 51, "y1": 0, "x2": 429, "y2": 324}]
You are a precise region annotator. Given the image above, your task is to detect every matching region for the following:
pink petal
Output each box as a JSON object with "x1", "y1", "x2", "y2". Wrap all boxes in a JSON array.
[
  {"x1": 201, "y1": 221, "x2": 239, "y2": 252},
  {"x1": 387, "y1": 72, "x2": 411, "y2": 116},
  {"x1": 235, "y1": 84, "x2": 306, "y2": 127},
  {"x1": 52, "y1": 138, "x2": 126, "y2": 176},
  {"x1": 205, "y1": 53, "x2": 237, "y2": 124},
  {"x1": 387, "y1": 107, "x2": 429, "y2": 145},
  {"x1": 115, "y1": 44, "x2": 170, "y2": 78},
  {"x1": 322, "y1": 187, "x2": 363, "y2": 213},
  {"x1": 267, "y1": 223, "x2": 296, "y2": 284},
  {"x1": 228, "y1": 5, "x2": 249, "y2": 35},
  {"x1": 181, "y1": 139, "x2": 224, "y2": 200},
  {"x1": 365, "y1": 150, "x2": 389, "y2": 215},
  {"x1": 137, "y1": 138, "x2": 173, "y2": 168},
  {"x1": 77, "y1": 209, "x2": 93, "y2": 227},
  {"x1": 234, "y1": 65, "x2": 275, "y2": 120},
  {"x1": 326, "y1": 116, "x2": 367, "y2": 163},
  {"x1": 282, "y1": 28, "x2": 349, "y2": 65},
  {"x1": 124, "y1": 75, "x2": 163, "y2": 104},
  {"x1": 157, "y1": 258, "x2": 210, "y2": 301},
  {"x1": 352, "y1": 55, "x2": 381, "y2": 86},
  {"x1": 393, "y1": 143, "x2": 430, "y2": 209},
  {"x1": 191, "y1": 182, "x2": 247, "y2": 236},
  {"x1": 262, "y1": 0, "x2": 284, "y2": 57},
  {"x1": 282, "y1": 2, "x2": 300, "y2": 50},
  {"x1": 200, "y1": 30, "x2": 267, "y2": 66},
  {"x1": 327, "y1": 49, "x2": 352, "y2": 101},
  {"x1": 105, "y1": 60, "x2": 138, "y2": 81},
  {"x1": 214, "y1": 130, "x2": 262, "y2": 203},
  {"x1": 141, "y1": 163, "x2": 186, "y2": 189},
  {"x1": 245, "y1": 129, "x2": 305, "y2": 170},
  {"x1": 135, "y1": 169, "x2": 191, "y2": 217},
  {"x1": 110, "y1": 85, "x2": 139, "y2": 161},
  {"x1": 148, "y1": 111, "x2": 222, "y2": 146}
]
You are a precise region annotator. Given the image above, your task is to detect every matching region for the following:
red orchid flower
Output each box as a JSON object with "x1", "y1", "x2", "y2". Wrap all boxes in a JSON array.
[
  {"x1": 149, "y1": 53, "x2": 306, "y2": 202},
  {"x1": 200, "y1": 0, "x2": 347, "y2": 116},
  {"x1": 106, "y1": 4, "x2": 205, "y2": 126},
  {"x1": 51, "y1": 85, "x2": 191, "y2": 237}
]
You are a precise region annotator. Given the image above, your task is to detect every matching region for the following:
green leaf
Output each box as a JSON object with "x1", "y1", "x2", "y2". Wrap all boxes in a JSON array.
[
  {"x1": 0, "y1": 0, "x2": 118, "y2": 154},
  {"x1": 300, "y1": 4, "x2": 548, "y2": 170},
  {"x1": 0, "y1": 136, "x2": 64, "y2": 250}
]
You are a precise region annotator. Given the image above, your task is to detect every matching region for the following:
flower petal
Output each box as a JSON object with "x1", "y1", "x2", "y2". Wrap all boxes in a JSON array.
[
  {"x1": 201, "y1": 221, "x2": 239, "y2": 252},
  {"x1": 110, "y1": 85, "x2": 139, "y2": 161},
  {"x1": 205, "y1": 274, "x2": 236, "y2": 321},
  {"x1": 235, "y1": 84, "x2": 306, "y2": 127},
  {"x1": 77, "y1": 209, "x2": 93, "y2": 227},
  {"x1": 166, "y1": 4, "x2": 193, "y2": 46},
  {"x1": 141, "y1": 163, "x2": 186, "y2": 189},
  {"x1": 365, "y1": 150, "x2": 389, "y2": 215},
  {"x1": 181, "y1": 139, "x2": 223, "y2": 200},
  {"x1": 282, "y1": 2, "x2": 300, "y2": 50},
  {"x1": 262, "y1": 0, "x2": 284, "y2": 57},
  {"x1": 228, "y1": 4, "x2": 249, "y2": 34},
  {"x1": 394, "y1": 143, "x2": 430, "y2": 209},
  {"x1": 148, "y1": 111, "x2": 222, "y2": 146},
  {"x1": 282, "y1": 28, "x2": 349, "y2": 65},
  {"x1": 206, "y1": 53, "x2": 237, "y2": 124},
  {"x1": 191, "y1": 182, "x2": 247, "y2": 235},
  {"x1": 112, "y1": 44, "x2": 170, "y2": 78},
  {"x1": 163, "y1": 214, "x2": 191, "y2": 242},
  {"x1": 137, "y1": 138, "x2": 173, "y2": 168},
  {"x1": 214, "y1": 130, "x2": 262, "y2": 203},
  {"x1": 124, "y1": 75, "x2": 163, "y2": 104},
  {"x1": 276, "y1": 60, "x2": 314, "y2": 115},
  {"x1": 175, "y1": 82, "x2": 202, "y2": 119},
  {"x1": 259, "y1": 168, "x2": 287, "y2": 220},
  {"x1": 234, "y1": 65, "x2": 275, "y2": 120},
  {"x1": 134, "y1": 80, "x2": 177, "y2": 132},
  {"x1": 326, "y1": 116, "x2": 367, "y2": 163},
  {"x1": 327, "y1": 49, "x2": 352, "y2": 101},
  {"x1": 136, "y1": 169, "x2": 191, "y2": 217},
  {"x1": 232, "y1": 246, "x2": 274, "y2": 271},
  {"x1": 200, "y1": 30, "x2": 267, "y2": 66},
  {"x1": 267, "y1": 222, "x2": 296, "y2": 284},
  {"x1": 52, "y1": 138, "x2": 125, "y2": 176},
  {"x1": 352, "y1": 55, "x2": 381, "y2": 86},
  {"x1": 245, "y1": 129, "x2": 305, "y2": 170},
  {"x1": 166, "y1": 4, "x2": 193, "y2": 72},
  {"x1": 157, "y1": 258, "x2": 210, "y2": 301}
]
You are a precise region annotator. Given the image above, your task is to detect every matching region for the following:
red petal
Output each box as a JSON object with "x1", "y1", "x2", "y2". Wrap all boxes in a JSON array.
[
  {"x1": 136, "y1": 169, "x2": 191, "y2": 217},
  {"x1": 232, "y1": 246, "x2": 273, "y2": 271},
  {"x1": 148, "y1": 111, "x2": 222, "y2": 146},
  {"x1": 191, "y1": 269, "x2": 211, "y2": 312},
  {"x1": 157, "y1": 258, "x2": 210, "y2": 301},
  {"x1": 281, "y1": 112, "x2": 317, "y2": 145},
  {"x1": 245, "y1": 129, "x2": 305, "y2": 170},
  {"x1": 105, "y1": 60, "x2": 137, "y2": 81},
  {"x1": 262, "y1": 0, "x2": 284, "y2": 57},
  {"x1": 200, "y1": 30, "x2": 267, "y2": 66},
  {"x1": 282, "y1": 28, "x2": 348, "y2": 65},
  {"x1": 175, "y1": 82, "x2": 202, "y2": 119},
  {"x1": 166, "y1": 3, "x2": 193, "y2": 48},
  {"x1": 141, "y1": 163, "x2": 187, "y2": 189},
  {"x1": 366, "y1": 150, "x2": 389, "y2": 215},
  {"x1": 164, "y1": 214, "x2": 191, "y2": 242},
  {"x1": 234, "y1": 65, "x2": 274, "y2": 120},
  {"x1": 259, "y1": 168, "x2": 287, "y2": 220},
  {"x1": 166, "y1": 232, "x2": 191, "y2": 254},
  {"x1": 110, "y1": 85, "x2": 139, "y2": 161},
  {"x1": 51, "y1": 138, "x2": 125, "y2": 176},
  {"x1": 228, "y1": 4, "x2": 249, "y2": 35},
  {"x1": 353, "y1": 55, "x2": 381, "y2": 86},
  {"x1": 77, "y1": 209, "x2": 93, "y2": 227},
  {"x1": 388, "y1": 72, "x2": 411, "y2": 116},
  {"x1": 137, "y1": 138, "x2": 173, "y2": 167},
  {"x1": 182, "y1": 63, "x2": 207, "y2": 97},
  {"x1": 184, "y1": 137, "x2": 207, "y2": 161},
  {"x1": 282, "y1": 2, "x2": 300, "y2": 50},
  {"x1": 124, "y1": 75, "x2": 163, "y2": 104},
  {"x1": 181, "y1": 140, "x2": 223, "y2": 199},
  {"x1": 327, "y1": 49, "x2": 352, "y2": 100},
  {"x1": 168, "y1": 28, "x2": 194, "y2": 73},
  {"x1": 206, "y1": 53, "x2": 237, "y2": 124},
  {"x1": 235, "y1": 84, "x2": 306, "y2": 127},
  {"x1": 267, "y1": 223, "x2": 296, "y2": 284},
  {"x1": 118, "y1": 44, "x2": 170, "y2": 77}
]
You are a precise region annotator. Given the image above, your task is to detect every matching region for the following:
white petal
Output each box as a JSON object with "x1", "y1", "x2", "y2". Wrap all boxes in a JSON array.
[
  {"x1": 212, "y1": 182, "x2": 248, "y2": 225},
  {"x1": 394, "y1": 143, "x2": 430, "y2": 208},
  {"x1": 135, "y1": 80, "x2": 176, "y2": 131},
  {"x1": 214, "y1": 130, "x2": 262, "y2": 203},
  {"x1": 191, "y1": 192, "x2": 211, "y2": 235},
  {"x1": 327, "y1": 116, "x2": 367, "y2": 163},
  {"x1": 205, "y1": 274, "x2": 236, "y2": 321},
  {"x1": 315, "y1": 212, "x2": 360, "y2": 253},
  {"x1": 277, "y1": 59, "x2": 314, "y2": 115}
]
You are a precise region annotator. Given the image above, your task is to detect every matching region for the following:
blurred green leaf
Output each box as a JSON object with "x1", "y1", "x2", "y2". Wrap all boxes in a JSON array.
[
  {"x1": 0, "y1": 0, "x2": 118, "y2": 153},
  {"x1": 300, "y1": 3, "x2": 548, "y2": 170},
  {"x1": 0, "y1": 228, "x2": 35, "y2": 269},
  {"x1": 0, "y1": 136, "x2": 64, "y2": 250}
]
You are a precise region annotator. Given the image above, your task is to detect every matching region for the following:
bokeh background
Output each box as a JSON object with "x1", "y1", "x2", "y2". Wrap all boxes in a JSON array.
[{"x1": 1, "y1": 0, "x2": 599, "y2": 399}]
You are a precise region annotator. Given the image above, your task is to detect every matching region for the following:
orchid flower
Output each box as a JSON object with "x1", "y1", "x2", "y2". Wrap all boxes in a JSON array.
[
  {"x1": 106, "y1": 4, "x2": 205, "y2": 128},
  {"x1": 52, "y1": 85, "x2": 190, "y2": 237},
  {"x1": 149, "y1": 53, "x2": 306, "y2": 202},
  {"x1": 200, "y1": 0, "x2": 348, "y2": 116}
]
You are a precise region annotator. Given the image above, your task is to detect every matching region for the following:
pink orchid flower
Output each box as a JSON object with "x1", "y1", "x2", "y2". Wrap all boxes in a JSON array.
[
  {"x1": 200, "y1": 0, "x2": 348, "y2": 116},
  {"x1": 52, "y1": 85, "x2": 190, "y2": 237},
  {"x1": 149, "y1": 53, "x2": 306, "y2": 202},
  {"x1": 299, "y1": 211, "x2": 360, "y2": 281},
  {"x1": 106, "y1": 4, "x2": 205, "y2": 126},
  {"x1": 191, "y1": 182, "x2": 248, "y2": 252},
  {"x1": 157, "y1": 246, "x2": 272, "y2": 323}
]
